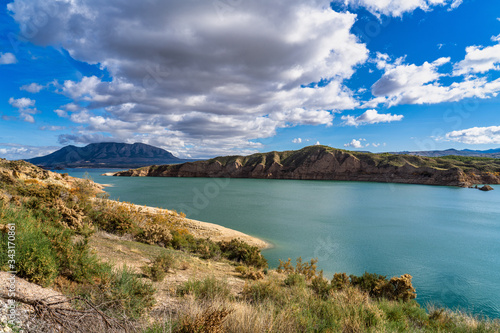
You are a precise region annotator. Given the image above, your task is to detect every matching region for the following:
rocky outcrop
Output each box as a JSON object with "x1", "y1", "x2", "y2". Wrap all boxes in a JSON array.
[
  {"x1": 111, "y1": 146, "x2": 500, "y2": 188},
  {"x1": 478, "y1": 185, "x2": 494, "y2": 191}
]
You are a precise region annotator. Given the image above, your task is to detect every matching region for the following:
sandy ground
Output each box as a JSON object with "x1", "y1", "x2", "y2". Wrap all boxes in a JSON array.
[{"x1": 108, "y1": 200, "x2": 272, "y2": 250}]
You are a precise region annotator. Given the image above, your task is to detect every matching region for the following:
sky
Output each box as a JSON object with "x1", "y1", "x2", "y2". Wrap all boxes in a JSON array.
[{"x1": 1, "y1": 0, "x2": 500, "y2": 160}]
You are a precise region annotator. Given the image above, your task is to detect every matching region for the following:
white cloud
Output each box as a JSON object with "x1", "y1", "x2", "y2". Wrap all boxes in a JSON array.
[
  {"x1": 453, "y1": 36, "x2": 500, "y2": 75},
  {"x1": 444, "y1": 126, "x2": 500, "y2": 144},
  {"x1": 0, "y1": 52, "x2": 17, "y2": 65},
  {"x1": 368, "y1": 55, "x2": 500, "y2": 107},
  {"x1": 344, "y1": 139, "x2": 364, "y2": 148},
  {"x1": 9, "y1": 97, "x2": 35, "y2": 109},
  {"x1": 20, "y1": 83, "x2": 44, "y2": 93},
  {"x1": 54, "y1": 109, "x2": 68, "y2": 118},
  {"x1": 341, "y1": 109, "x2": 403, "y2": 126},
  {"x1": 39, "y1": 126, "x2": 65, "y2": 131},
  {"x1": 342, "y1": 0, "x2": 462, "y2": 17},
  {"x1": 8, "y1": 0, "x2": 369, "y2": 157},
  {"x1": 8, "y1": 97, "x2": 39, "y2": 123},
  {"x1": 292, "y1": 138, "x2": 302, "y2": 144},
  {"x1": 0, "y1": 143, "x2": 59, "y2": 160}
]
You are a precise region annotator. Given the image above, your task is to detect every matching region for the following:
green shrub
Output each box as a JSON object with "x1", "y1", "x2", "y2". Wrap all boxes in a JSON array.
[
  {"x1": 350, "y1": 272, "x2": 387, "y2": 297},
  {"x1": 0, "y1": 207, "x2": 59, "y2": 286},
  {"x1": 311, "y1": 272, "x2": 331, "y2": 300},
  {"x1": 218, "y1": 239, "x2": 267, "y2": 268},
  {"x1": 331, "y1": 272, "x2": 350, "y2": 291},
  {"x1": 284, "y1": 273, "x2": 306, "y2": 288},
  {"x1": 80, "y1": 265, "x2": 156, "y2": 320},
  {"x1": 177, "y1": 277, "x2": 231, "y2": 301},
  {"x1": 142, "y1": 252, "x2": 175, "y2": 282},
  {"x1": 242, "y1": 279, "x2": 288, "y2": 306},
  {"x1": 88, "y1": 208, "x2": 134, "y2": 234}
]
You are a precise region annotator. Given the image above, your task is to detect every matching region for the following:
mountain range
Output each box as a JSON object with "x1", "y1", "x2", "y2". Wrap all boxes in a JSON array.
[
  {"x1": 390, "y1": 148, "x2": 500, "y2": 158},
  {"x1": 26, "y1": 142, "x2": 188, "y2": 169}
]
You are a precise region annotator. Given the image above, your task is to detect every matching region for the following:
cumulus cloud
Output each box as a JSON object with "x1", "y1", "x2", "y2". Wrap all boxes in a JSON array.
[
  {"x1": 20, "y1": 83, "x2": 44, "y2": 93},
  {"x1": 8, "y1": 97, "x2": 39, "y2": 123},
  {"x1": 0, "y1": 143, "x2": 59, "y2": 160},
  {"x1": 341, "y1": 0, "x2": 462, "y2": 17},
  {"x1": 453, "y1": 35, "x2": 500, "y2": 75},
  {"x1": 368, "y1": 54, "x2": 500, "y2": 107},
  {"x1": 445, "y1": 126, "x2": 500, "y2": 144},
  {"x1": 292, "y1": 138, "x2": 302, "y2": 144},
  {"x1": 341, "y1": 109, "x2": 403, "y2": 126},
  {"x1": 344, "y1": 138, "x2": 365, "y2": 148},
  {"x1": 8, "y1": 0, "x2": 368, "y2": 157},
  {"x1": 0, "y1": 52, "x2": 17, "y2": 65}
]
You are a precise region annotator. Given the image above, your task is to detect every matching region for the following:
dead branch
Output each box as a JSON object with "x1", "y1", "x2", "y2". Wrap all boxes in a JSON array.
[{"x1": 0, "y1": 293, "x2": 136, "y2": 333}]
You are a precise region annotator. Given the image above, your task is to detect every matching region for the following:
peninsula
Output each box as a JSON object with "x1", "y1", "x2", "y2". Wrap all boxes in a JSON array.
[{"x1": 110, "y1": 145, "x2": 500, "y2": 188}]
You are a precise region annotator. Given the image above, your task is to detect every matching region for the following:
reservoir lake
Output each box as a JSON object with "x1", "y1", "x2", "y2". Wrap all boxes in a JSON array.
[{"x1": 62, "y1": 169, "x2": 500, "y2": 318}]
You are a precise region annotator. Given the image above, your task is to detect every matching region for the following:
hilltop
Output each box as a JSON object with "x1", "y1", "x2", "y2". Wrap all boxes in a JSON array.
[
  {"x1": 112, "y1": 145, "x2": 500, "y2": 188},
  {"x1": 26, "y1": 142, "x2": 187, "y2": 169}
]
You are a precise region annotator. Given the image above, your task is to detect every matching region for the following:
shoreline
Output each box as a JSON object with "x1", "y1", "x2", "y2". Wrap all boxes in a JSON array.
[{"x1": 106, "y1": 200, "x2": 272, "y2": 250}]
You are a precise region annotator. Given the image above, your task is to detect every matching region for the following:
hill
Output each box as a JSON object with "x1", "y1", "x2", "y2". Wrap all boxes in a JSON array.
[
  {"x1": 391, "y1": 148, "x2": 500, "y2": 158},
  {"x1": 26, "y1": 142, "x2": 186, "y2": 169},
  {"x1": 112, "y1": 145, "x2": 500, "y2": 188}
]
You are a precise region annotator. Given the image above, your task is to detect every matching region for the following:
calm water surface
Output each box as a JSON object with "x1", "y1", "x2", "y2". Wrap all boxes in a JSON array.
[{"x1": 63, "y1": 169, "x2": 500, "y2": 318}]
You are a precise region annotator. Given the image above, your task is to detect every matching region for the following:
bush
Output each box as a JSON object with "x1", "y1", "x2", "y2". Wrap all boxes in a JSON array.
[
  {"x1": 177, "y1": 277, "x2": 231, "y2": 301},
  {"x1": 80, "y1": 265, "x2": 156, "y2": 320},
  {"x1": 242, "y1": 279, "x2": 287, "y2": 306},
  {"x1": 277, "y1": 257, "x2": 319, "y2": 280},
  {"x1": 218, "y1": 239, "x2": 267, "y2": 268},
  {"x1": 284, "y1": 273, "x2": 306, "y2": 288},
  {"x1": 0, "y1": 207, "x2": 59, "y2": 286},
  {"x1": 88, "y1": 208, "x2": 134, "y2": 235},
  {"x1": 136, "y1": 224, "x2": 173, "y2": 246},
  {"x1": 350, "y1": 272, "x2": 387, "y2": 297},
  {"x1": 311, "y1": 273, "x2": 331, "y2": 300},
  {"x1": 174, "y1": 308, "x2": 233, "y2": 333},
  {"x1": 331, "y1": 272, "x2": 350, "y2": 291},
  {"x1": 142, "y1": 252, "x2": 175, "y2": 282},
  {"x1": 372, "y1": 274, "x2": 416, "y2": 302}
]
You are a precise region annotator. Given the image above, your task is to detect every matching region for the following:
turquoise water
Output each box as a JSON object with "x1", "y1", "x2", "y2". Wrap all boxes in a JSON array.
[{"x1": 63, "y1": 169, "x2": 500, "y2": 318}]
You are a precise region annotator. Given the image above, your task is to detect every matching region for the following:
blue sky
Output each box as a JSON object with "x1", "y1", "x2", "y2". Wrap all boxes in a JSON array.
[{"x1": 1, "y1": 0, "x2": 500, "y2": 159}]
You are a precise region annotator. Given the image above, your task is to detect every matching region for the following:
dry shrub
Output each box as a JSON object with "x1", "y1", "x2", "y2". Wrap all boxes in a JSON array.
[
  {"x1": 277, "y1": 257, "x2": 319, "y2": 280},
  {"x1": 373, "y1": 274, "x2": 416, "y2": 302},
  {"x1": 136, "y1": 224, "x2": 173, "y2": 246},
  {"x1": 176, "y1": 307, "x2": 233, "y2": 333},
  {"x1": 142, "y1": 253, "x2": 175, "y2": 282},
  {"x1": 235, "y1": 266, "x2": 264, "y2": 280}
]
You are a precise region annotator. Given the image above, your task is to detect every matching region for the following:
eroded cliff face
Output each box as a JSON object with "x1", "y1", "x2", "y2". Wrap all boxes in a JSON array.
[{"x1": 112, "y1": 147, "x2": 500, "y2": 187}]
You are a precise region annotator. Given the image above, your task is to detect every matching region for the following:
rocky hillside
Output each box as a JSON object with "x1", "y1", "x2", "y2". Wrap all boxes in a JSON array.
[
  {"x1": 26, "y1": 142, "x2": 185, "y2": 169},
  {"x1": 112, "y1": 145, "x2": 500, "y2": 187}
]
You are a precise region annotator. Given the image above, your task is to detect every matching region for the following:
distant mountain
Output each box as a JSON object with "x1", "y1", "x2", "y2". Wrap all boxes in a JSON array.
[
  {"x1": 26, "y1": 142, "x2": 188, "y2": 169},
  {"x1": 112, "y1": 145, "x2": 500, "y2": 188},
  {"x1": 390, "y1": 148, "x2": 500, "y2": 158}
]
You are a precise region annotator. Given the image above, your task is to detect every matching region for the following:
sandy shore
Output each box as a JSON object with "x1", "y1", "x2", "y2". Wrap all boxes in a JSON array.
[{"x1": 107, "y1": 200, "x2": 271, "y2": 250}]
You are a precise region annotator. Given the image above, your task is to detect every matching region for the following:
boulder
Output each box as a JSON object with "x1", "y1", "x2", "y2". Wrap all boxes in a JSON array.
[{"x1": 478, "y1": 185, "x2": 494, "y2": 191}]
